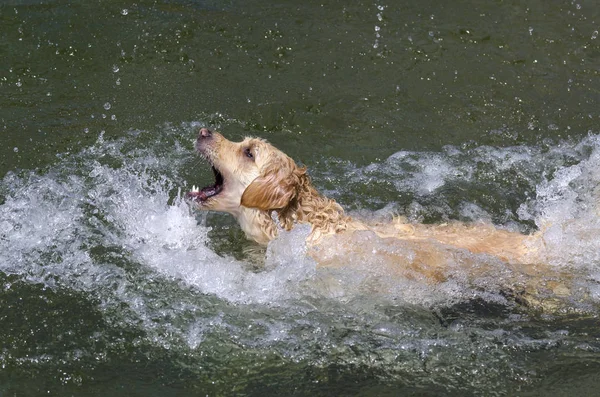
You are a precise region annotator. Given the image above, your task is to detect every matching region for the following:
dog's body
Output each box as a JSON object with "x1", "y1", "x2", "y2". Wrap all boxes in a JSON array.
[{"x1": 187, "y1": 128, "x2": 572, "y2": 307}]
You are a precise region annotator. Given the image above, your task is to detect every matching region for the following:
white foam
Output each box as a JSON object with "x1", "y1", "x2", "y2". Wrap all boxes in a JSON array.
[
  {"x1": 129, "y1": 212, "x2": 316, "y2": 305},
  {"x1": 459, "y1": 202, "x2": 493, "y2": 223},
  {"x1": 0, "y1": 171, "x2": 96, "y2": 285},
  {"x1": 385, "y1": 151, "x2": 455, "y2": 195},
  {"x1": 526, "y1": 136, "x2": 600, "y2": 272}
]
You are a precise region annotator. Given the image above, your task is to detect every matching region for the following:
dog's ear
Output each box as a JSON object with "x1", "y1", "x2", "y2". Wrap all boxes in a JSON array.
[
  {"x1": 241, "y1": 165, "x2": 306, "y2": 210},
  {"x1": 241, "y1": 171, "x2": 295, "y2": 210}
]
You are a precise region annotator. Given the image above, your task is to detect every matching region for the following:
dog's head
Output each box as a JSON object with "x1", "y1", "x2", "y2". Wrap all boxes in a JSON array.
[{"x1": 187, "y1": 128, "x2": 307, "y2": 217}]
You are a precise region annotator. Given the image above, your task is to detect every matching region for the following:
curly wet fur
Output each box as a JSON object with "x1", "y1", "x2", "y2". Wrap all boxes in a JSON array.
[
  {"x1": 246, "y1": 152, "x2": 353, "y2": 241},
  {"x1": 272, "y1": 168, "x2": 351, "y2": 238},
  {"x1": 235, "y1": 167, "x2": 350, "y2": 242}
]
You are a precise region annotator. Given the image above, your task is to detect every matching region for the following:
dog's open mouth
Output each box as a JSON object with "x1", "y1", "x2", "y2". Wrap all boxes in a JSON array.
[{"x1": 186, "y1": 166, "x2": 224, "y2": 203}]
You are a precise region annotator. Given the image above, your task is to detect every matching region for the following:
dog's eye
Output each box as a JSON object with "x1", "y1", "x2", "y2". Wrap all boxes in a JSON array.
[{"x1": 244, "y1": 147, "x2": 254, "y2": 159}]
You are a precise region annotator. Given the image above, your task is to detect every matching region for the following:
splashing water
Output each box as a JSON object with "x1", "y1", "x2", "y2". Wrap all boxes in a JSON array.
[
  {"x1": 2, "y1": 125, "x2": 600, "y2": 394},
  {"x1": 3, "y1": 127, "x2": 600, "y2": 310}
]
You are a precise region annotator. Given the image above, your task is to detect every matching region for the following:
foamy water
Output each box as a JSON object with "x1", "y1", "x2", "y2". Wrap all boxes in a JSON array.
[
  {"x1": 1, "y1": 126, "x2": 600, "y2": 358},
  {"x1": 333, "y1": 134, "x2": 600, "y2": 268}
]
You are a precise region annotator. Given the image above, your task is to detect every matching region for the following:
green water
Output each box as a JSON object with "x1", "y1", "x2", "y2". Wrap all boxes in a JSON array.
[{"x1": 2, "y1": 0, "x2": 600, "y2": 396}]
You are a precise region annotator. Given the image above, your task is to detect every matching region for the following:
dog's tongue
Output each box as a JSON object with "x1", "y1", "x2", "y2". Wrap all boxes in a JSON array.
[
  {"x1": 186, "y1": 185, "x2": 216, "y2": 202},
  {"x1": 186, "y1": 191, "x2": 207, "y2": 202}
]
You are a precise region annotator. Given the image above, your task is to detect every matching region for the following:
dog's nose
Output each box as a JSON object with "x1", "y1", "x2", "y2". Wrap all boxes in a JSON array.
[{"x1": 199, "y1": 128, "x2": 212, "y2": 138}]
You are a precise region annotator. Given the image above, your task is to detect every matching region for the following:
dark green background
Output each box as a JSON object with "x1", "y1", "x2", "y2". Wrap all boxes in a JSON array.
[{"x1": 1, "y1": 0, "x2": 600, "y2": 395}]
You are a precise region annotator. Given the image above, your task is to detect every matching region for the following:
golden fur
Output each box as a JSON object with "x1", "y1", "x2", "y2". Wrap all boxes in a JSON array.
[{"x1": 188, "y1": 128, "x2": 573, "y2": 309}]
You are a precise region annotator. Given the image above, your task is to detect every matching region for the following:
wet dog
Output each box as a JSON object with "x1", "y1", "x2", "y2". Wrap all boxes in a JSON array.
[{"x1": 187, "y1": 128, "x2": 573, "y2": 309}]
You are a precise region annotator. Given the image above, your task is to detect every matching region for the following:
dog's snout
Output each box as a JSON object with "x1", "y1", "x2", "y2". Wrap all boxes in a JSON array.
[
  {"x1": 199, "y1": 128, "x2": 212, "y2": 138},
  {"x1": 195, "y1": 128, "x2": 218, "y2": 153}
]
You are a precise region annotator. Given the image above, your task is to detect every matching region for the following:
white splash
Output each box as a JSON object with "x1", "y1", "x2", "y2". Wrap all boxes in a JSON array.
[{"x1": 2, "y1": 128, "x2": 600, "y2": 317}]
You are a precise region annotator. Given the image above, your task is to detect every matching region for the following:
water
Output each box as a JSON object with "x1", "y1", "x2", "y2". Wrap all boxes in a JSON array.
[{"x1": 2, "y1": 0, "x2": 600, "y2": 395}]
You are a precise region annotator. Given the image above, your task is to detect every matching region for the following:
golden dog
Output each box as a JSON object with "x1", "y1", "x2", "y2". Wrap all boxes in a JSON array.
[{"x1": 187, "y1": 128, "x2": 573, "y2": 309}]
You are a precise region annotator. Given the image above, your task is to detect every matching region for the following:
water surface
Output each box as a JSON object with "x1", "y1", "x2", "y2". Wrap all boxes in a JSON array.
[{"x1": 2, "y1": 0, "x2": 600, "y2": 395}]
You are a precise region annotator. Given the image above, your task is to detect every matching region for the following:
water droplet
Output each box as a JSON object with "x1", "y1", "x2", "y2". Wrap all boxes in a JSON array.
[
  {"x1": 121, "y1": 8, "x2": 129, "y2": 15},
  {"x1": 112, "y1": 64, "x2": 120, "y2": 73},
  {"x1": 13, "y1": 147, "x2": 18, "y2": 153},
  {"x1": 592, "y1": 30, "x2": 598, "y2": 40},
  {"x1": 111, "y1": 115, "x2": 117, "y2": 121},
  {"x1": 103, "y1": 102, "x2": 111, "y2": 110}
]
